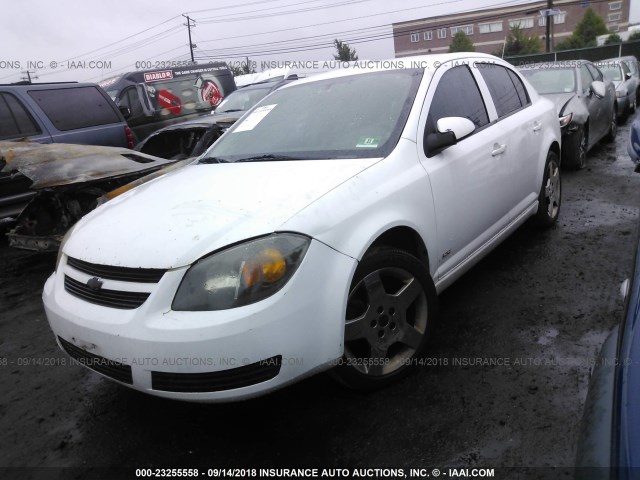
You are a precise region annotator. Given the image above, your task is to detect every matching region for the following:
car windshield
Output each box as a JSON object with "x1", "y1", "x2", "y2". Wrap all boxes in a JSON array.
[
  {"x1": 519, "y1": 68, "x2": 576, "y2": 94},
  {"x1": 200, "y1": 69, "x2": 422, "y2": 162},
  {"x1": 600, "y1": 65, "x2": 622, "y2": 81},
  {"x1": 215, "y1": 87, "x2": 272, "y2": 113}
]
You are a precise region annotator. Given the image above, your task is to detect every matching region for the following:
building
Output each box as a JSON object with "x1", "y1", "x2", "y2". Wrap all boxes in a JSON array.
[{"x1": 392, "y1": 0, "x2": 631, "y2": 56}]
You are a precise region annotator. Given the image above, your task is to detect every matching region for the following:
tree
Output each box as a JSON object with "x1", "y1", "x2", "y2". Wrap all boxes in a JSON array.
[
  {"x1": 604, "y1": 33, "x2": 622, "y2": 45},
  {"x1": 230, "y1": 58, "x2": 257, "y2": 77},
  {"x1": 628, "y1": 31, "x2": 640, "y2": 42},
  {"x1": 556, "y1": 8, "x2": 608, "y2": 50},
  {"x1": 502, "y1": 25, "x2": 542, "y2": 57},
  {"x1": 333, "y1": 39, "x2": 358, "y2": 61},
  {"x1": 449, "y1": 31, "x2": 475, "y2": 52}
]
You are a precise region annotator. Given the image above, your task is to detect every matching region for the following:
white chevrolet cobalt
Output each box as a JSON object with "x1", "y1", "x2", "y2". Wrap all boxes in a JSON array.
[{"x1": 43, "y1": 54, "x2": 561, "y2": 401}]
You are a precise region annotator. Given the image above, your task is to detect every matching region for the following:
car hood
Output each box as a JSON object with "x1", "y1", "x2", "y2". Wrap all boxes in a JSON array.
[
  {"x1": 65, "y1": 158, "x2": 379, "y2": 268},
  {"x1": 0, "y1": 141, "x2": 172, "y2": 189},
  {"x1": 543, "y1": 92, "x2": 576, "y2": 116}
]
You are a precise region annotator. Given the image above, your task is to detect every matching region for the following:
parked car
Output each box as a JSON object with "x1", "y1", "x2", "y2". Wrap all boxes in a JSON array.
[
  {"x1": 618, "y1": 55, "x2": 640, "y2": 103},
  {"x1": 99, "y1": 63, "x2": 236, "y2": 142},
  {"x1": 628, "y1": 115, "x2": 640, "y2": 172},
  {"x1": 0, "y1": 141, "x2": 178, "y2": 251},
  {"x1": 519, "y1": 61, "x2": 617, "y2": 170},
  {"x1": 597, "y1": 59, "x2": 638, "y2": 120},
  {"x1": 0, "y1": 82, "x2": 134, "y2": 219},
  {"x1": 43, "y1": 53, "x2": 561, "y2": 402},
  {"x1": 575, "y1": 226, "x2": 640, "y2": 477},
  {"x1": 135, "y1": 79, "x2": 296, "y2": 160}
]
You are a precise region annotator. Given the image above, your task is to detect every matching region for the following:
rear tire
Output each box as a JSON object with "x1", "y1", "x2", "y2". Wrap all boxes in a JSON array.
[{"x1": 533, "y1": 151, "x2": 561, "y2": 228}]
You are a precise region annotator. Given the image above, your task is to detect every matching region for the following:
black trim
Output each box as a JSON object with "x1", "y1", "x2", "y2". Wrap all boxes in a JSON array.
[
  {"x1": 151, "y1": 355, "x2": 282, "y2": 392},
  {"x1": 64, "y1": 275, "x2": 150, "y2": 309},
  {"x1": 67, "y1": 256, "x2": 166, "y2": 283},
  {"x1": 58, "y1": 336, "x2": 133, "y2": 384}
]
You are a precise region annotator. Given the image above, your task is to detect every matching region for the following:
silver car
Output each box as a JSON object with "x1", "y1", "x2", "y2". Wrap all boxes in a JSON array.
[{"x1": 597, "y1": 59, "x2": 638, "y2": 120}]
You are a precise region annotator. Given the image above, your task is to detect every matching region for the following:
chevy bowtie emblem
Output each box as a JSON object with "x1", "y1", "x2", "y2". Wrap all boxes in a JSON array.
[{"x1": 86, "y1": 277, "x2": 103, "y2": 291}]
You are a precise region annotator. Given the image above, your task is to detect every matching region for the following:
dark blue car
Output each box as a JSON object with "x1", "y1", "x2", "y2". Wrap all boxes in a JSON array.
[{"x1": 575, "y1": 124, "x2": 640, "y2": 478}]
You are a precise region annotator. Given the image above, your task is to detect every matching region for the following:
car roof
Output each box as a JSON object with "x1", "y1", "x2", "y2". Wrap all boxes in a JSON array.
[
  {"x1": 282, "y1": 53, "x2": 512, "y2": 88},
  {"x1": 0, "y1": 82, "x2": 99, "y2": 90}
]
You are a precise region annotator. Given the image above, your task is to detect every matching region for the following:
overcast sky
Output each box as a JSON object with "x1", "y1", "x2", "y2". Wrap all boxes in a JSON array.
[{"x1": 1, "y1": 0, "x2": 639, "y2": 83}]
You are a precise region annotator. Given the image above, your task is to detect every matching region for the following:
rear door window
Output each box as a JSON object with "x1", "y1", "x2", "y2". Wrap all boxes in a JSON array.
[
  {"x1": 477, "y1": 64, "x2": 527, "y2": 117},
  {"x1": 28, "y1": 86, "x2": 121, "y2": 131},
  {"x1": 0, "y1": 93, "x2": 41, "y2": 139}
]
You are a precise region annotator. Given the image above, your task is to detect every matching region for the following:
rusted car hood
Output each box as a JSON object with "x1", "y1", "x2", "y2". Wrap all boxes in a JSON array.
[{"x1": 0, "y1": 141, "x2": 173, "y2": 189}]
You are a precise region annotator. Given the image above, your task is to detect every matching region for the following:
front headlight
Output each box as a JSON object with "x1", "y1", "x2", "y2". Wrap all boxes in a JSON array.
[
  {"x1": 172, "y1": 234, "x2": 310, "y2": 311},
  {"x1": 616, "y1": 89, "x2": 628, "y2": 98},
  {"x1": 559, "y1": 113, "x2": 572, "y2": 128}
]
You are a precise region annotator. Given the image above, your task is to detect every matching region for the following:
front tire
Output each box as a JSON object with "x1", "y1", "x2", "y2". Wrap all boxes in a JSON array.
[
  {"x1": 533, "y1": 151, "x2": 561, "y2": 228},
  {"x1": 332, "y1": 247, "x2": 437, "y2": 390},
  {"x1": 605, "y1": 107, "x2": 618, "y2": 143},
  {"x1": 565, "y1": 127, "x2": 587, "y2": 170}
]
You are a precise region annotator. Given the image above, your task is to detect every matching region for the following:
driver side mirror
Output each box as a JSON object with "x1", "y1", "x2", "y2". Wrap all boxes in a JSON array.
[
  {"x1": 424, "y1": 117, "x2": 476, "y2": 158},
  {"x1": 590, "y1": 80, "x2": 606, "y2": 99}
]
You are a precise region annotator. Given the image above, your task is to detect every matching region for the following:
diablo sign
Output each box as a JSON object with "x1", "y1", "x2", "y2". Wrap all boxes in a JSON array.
[{"x1": 143, "y1": 70, "x2": 174, "y2": 82}]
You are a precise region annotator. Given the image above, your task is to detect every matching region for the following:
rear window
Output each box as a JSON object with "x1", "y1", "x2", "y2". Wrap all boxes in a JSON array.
[
  {"x1": 0, "y1": 93, "x2": 41, "y2": 140},
  {"x1": 28, "y1": 86, "x2": 121, "y2": 131}
]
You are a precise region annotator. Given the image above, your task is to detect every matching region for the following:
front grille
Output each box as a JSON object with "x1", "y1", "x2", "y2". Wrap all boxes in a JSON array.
[
  {"x1": 64, "y1": 275, "x2": 150, "y2": 309},
  {"x1": 58, "y1": 336, "x2": 133, "y2": 384},
  {"x1": 151, "y1": 355, "x2": 282, "y2": 393},
  {"x1": 67, "y1": 256, "x2": 166, "y2": 283}
]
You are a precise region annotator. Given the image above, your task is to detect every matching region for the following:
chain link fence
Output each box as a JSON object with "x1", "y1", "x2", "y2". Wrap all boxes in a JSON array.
[{"x1": 504, "y1": 40, "x2": 640, "y2": 66}]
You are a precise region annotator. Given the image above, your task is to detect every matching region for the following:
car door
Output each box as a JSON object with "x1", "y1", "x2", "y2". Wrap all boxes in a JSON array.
[
  {"x1": 417, "y1": 62, "x2": 512, "y2": 280},
  {"x1": 585, "y1": 63, "x2": 614, "y2": 144},
  {"x1": 474, "y1": 63, "x2": 540, "y2": 217}
]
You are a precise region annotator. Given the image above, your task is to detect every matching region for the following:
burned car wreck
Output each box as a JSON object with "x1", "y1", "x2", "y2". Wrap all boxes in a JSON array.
[{"x1": 0, "y1": 142, "x2": 178, "y2": 252}]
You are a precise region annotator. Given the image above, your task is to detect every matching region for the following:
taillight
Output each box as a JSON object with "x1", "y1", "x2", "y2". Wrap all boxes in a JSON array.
[{"x1": 125, "y1": 126, "x2": 134, "y2": 149}]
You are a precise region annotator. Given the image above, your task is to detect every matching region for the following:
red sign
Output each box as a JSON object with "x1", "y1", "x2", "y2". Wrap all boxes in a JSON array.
[
  {"x1": 157, "y1": 90, "x2": 182, "y2": 116},
  {"x1": 201, "y1": 80, "x2": 223, "y2": 106},
  {"x1": 144, "y1": 70, "x2": 174, "y2": 82}
]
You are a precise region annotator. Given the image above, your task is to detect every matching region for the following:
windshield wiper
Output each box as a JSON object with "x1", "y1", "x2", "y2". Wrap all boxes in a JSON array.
[
  {"x1": 235, "y1": 154, "x2": 299, "y2": 163},
  {"x1": 216, "y1": 109, "x2": 244, "y2": 113},
  {"x1": 198, "y1": 157, "x2": 231, "y2": 164}
]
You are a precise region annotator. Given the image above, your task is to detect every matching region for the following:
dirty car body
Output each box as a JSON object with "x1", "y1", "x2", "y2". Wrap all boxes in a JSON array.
[
  {"x1": 519, "y1": 61, "x2": 616, "y2": 170},
  {"x1": 0, "y1": 142, "x2": 174, "y2": 251},
  {"x1": 43, "y1": 54, "x2": 561, "y2": 402}
]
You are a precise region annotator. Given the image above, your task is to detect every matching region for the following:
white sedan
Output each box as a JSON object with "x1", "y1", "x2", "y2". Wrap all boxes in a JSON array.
[{"x1": 43, "y1": 53, "x2": 561, "y2": 401}]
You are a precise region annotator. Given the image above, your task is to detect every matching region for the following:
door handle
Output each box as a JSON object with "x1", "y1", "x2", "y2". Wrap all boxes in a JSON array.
[
  {"x1": 491, "y1": 143, "x2": 507, "y2": 156},
  {"x1": 533, "y1": 121, "x2": 542, "y2": 132}
]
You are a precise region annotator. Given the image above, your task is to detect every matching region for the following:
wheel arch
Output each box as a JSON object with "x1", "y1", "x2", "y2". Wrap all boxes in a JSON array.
[
  {"x1": 549, "y1": 140, "x2": 560, "y2": 165},
  {"x1": 363, "y1": 226, "x2": 431, "y2": 273}
]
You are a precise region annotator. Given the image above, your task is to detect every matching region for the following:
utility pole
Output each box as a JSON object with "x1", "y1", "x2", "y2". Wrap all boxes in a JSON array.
[
  {"x1": 20, "y1": 70, "x2": 38, "y2": 83},
  {"x1": 546, "y1": 0, "x2": 553, "y2": 52},
  {"x1": 182, "y1": 14, "x2": 196, "y2": 63}
]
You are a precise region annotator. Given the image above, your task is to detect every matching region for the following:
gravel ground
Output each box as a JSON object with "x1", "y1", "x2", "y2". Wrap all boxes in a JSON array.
[{"x1": 1, "y1": 117, "x2": 639, "y2": 480}]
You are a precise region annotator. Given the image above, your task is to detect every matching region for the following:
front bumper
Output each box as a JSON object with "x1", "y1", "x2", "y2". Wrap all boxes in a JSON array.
[{"x1": 42, "y1": 239, "x2": 356, "y2": 402}]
